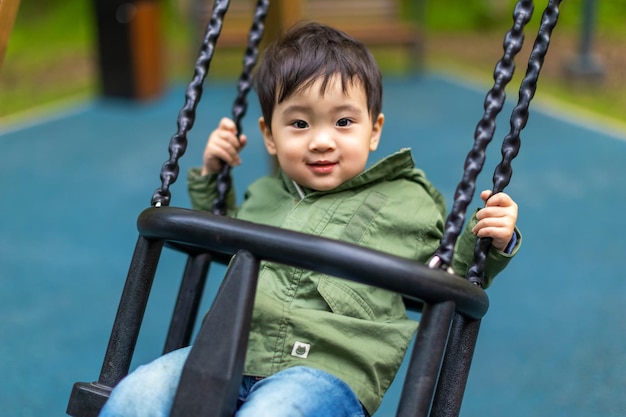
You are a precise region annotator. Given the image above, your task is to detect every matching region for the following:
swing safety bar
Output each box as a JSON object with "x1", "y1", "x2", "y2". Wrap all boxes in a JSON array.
[
  {"x1": 140, "y1": 207, "x2": 489, "y2": 318},
  {"x1": 67, "y1": 206, "x2": 488, "y2": 417}
]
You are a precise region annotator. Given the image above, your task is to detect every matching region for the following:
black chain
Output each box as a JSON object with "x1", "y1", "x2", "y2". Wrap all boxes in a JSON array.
[
  {"x1": 467, "y1": 0, "x2": 563, "y2": 286},
  {"x1": 149, "y1": 0, "x2": 562, "y2": 283},
  {"x1": 431, "y1": 0, "x2": 535, "y2": 270},
  {"x1": 151, "y1": 0, "x2": 230, "y2": 207},
  {"x1": 212, "y1": 0, "x2": 270, "y2": 215}
]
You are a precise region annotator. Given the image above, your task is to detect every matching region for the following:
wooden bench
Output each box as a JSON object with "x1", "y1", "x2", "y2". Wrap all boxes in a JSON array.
[
  {"x1": 195, "y1": 0, "x2": 424, "y2": 72},
  {"x1": 301, "y1": 0, "x2": 423, "y2": 71}
]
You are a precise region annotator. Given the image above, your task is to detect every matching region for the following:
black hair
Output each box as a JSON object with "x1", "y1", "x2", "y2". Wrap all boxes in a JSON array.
[{"x1": 254, "y1": 22, "x2": 383, "y2": 131}]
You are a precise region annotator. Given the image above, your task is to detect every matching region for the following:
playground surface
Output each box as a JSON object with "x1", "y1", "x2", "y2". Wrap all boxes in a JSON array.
[{"x1": 1, "y1": 72, "x2": 625, "y2": 417}]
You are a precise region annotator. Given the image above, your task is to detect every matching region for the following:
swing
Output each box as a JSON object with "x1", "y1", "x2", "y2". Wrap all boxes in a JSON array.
[{"x1": 66, "y1": 0, "x2": 562, "y2": 416}]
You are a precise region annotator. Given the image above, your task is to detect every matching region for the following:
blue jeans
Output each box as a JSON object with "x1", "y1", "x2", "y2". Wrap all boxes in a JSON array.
[{"x1": 99, "y1": 346, "x2": 368, "y2": 417}]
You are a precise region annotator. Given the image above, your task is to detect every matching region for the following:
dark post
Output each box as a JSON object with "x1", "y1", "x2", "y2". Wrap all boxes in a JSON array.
[
  {"x1": 564, "y1": 0, "x2": 604, "y2": 79},
  {"x1": 92, "y1": 0, "x2": 164, "y2": 98}
]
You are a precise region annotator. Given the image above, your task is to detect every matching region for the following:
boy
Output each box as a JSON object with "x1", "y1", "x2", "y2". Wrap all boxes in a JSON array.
[{"x1": 101, "y1": 22, "x2": 519, "y2": 417}]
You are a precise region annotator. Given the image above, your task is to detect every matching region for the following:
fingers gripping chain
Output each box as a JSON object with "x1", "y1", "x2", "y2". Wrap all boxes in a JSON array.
[
  {"x1": 431, "y1": 0, "x2": 562, "y2": 284},
  {"x1": 491, "y1": 0, "x2": 563, "y2": 197},
  {"x1": 466, "y1": 0, "x2": 563, "y2": 286},
  {"x1": 212, "y1": 0, "x2": 270, "y2": 216},
  {"x1": 432, "y1": 0, "x2": 534, "y2": 270},
  {"x1": 151, "y1": 0, "x2": 231, "y2": 207}
]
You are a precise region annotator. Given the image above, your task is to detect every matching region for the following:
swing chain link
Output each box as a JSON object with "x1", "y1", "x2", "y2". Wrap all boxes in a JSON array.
[
  {"x1": 466, "y1": 0, "x2": 563, "y2": 286},
  {"x1": 151, "y1": 0, "x2": 231, "y2": 207},
  {"x1": 430, "y1": 0, "x2": 535, "y2": 272},
  {"x1": 149, "y1": 0, "x2": 562, "y2": 286},
  {"x1": 212, "y1": 0, "x2": 270, "y2": 216}
]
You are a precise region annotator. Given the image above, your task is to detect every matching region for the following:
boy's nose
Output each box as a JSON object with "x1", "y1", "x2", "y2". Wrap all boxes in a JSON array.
[{"x1": 309, "y1": 129, "x2": 336, "y2": 152}]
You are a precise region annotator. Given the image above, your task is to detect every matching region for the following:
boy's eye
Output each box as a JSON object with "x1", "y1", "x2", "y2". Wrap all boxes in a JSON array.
[
  {"x1": 291, "y1": 120, "x2": 308, "y2": 129},
  {"x1": 336, "y1": 118, "x2": 352, "y2": 127}
]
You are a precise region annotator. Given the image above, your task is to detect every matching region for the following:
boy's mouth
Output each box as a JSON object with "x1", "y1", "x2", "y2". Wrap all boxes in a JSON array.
[{"x1": 308, "y1": 160, "x2": 337, "y2": 174}]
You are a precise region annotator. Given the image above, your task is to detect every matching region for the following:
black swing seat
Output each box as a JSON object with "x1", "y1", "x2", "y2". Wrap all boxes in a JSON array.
[{"x1": 68, "y1": 206, "x2": 488, "y2": 417}]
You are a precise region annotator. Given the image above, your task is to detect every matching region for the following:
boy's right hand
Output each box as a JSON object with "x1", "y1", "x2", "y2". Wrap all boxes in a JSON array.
[{"x1": 202, "y1": 117, "x2": 248, "y2": 175}]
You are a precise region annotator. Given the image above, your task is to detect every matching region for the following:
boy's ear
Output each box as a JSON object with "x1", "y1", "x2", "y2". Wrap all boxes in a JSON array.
[
  {"x1": 259, "y1": 116, "x2": 277, "y2": 155},
  {"x1": 369, "y1": 113, "x2": 384, "y2": 152}
]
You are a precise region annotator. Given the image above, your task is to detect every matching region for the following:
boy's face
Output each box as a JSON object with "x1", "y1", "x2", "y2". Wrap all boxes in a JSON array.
[{"x1": 259, "y1": 75, "x2": 384, "y2": 191}]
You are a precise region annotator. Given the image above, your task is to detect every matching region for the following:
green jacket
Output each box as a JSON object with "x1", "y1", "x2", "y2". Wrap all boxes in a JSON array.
[{"x1": 187, "y1": 149, "x2": 520, "y2": 414}]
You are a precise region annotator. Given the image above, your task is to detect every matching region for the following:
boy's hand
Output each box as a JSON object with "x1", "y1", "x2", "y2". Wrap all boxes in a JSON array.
[
  {"x1": 472, "y1": 190, "x2": 518, "y2": 252},
  {"x1": 202, "y1": 117, "x2": 248, "y2": 175}
]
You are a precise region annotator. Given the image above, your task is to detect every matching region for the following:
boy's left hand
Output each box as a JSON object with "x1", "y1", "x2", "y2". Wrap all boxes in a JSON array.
[{"x1": 472, "y1": 190, "x2": 518, "y2": 252}]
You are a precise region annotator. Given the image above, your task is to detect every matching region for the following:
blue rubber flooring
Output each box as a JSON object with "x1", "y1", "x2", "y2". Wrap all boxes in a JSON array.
[{"x1": 1, "y1": 73, "x2": 625, "y2": 417}]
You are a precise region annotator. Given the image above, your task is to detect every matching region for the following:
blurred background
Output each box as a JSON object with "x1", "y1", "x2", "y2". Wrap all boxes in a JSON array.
[
  {"x1": 2, "y1": 1, "x2": 626, "y2": 417},
  {"x1": 1, "y1": 0, "x2": 625, "y2": 123}
]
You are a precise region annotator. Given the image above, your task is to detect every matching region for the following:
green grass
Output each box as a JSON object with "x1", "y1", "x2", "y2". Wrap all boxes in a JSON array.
[
  {"x1": 2, "y1": 0, "x2": 626, "y2": 125},
  {"x1": 0, "y1": 0, "x2": 95, "y2": 117},
  {"x1": 8, "y1": 0, "x2": 92, "y2": 49},
  {"x1": 419, "y1": 0, "x2": 626, "y2": 126},
  {"x1": 417, "y1": 0, "x2": 626, "y2": 35}
]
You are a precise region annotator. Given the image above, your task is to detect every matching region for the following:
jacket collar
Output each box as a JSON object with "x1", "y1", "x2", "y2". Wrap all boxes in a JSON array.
[{"x1": 280, "y1": 148, "x2": 416, "y2": 199}]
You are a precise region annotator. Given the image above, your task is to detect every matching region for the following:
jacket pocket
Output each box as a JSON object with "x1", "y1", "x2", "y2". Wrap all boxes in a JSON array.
[{"x1": 317, "y1": 277, "x2": 376, "y2": 321}]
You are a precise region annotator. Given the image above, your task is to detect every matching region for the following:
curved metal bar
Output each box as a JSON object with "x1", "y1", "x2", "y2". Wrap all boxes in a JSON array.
[
  {"x1": 433, "y1": 0, "x2": 534, "y2": 269},
  {"x1": 151, "y1": 0, "x2": 231, "y2": 207},
  {"x1": 137, "y1": 206, "x2": 490, "y2": 320},
  {"x1": 467, "y1": 0, "x2": 563, "y2": 285},
  {"x1": 212, "y1": 0, "x2": 270, "y2": 215}
]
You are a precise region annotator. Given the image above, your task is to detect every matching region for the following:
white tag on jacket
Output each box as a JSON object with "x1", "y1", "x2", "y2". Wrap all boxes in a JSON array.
[{"x1": 291, "y1": 341, "x2": 311, "y2": 359}]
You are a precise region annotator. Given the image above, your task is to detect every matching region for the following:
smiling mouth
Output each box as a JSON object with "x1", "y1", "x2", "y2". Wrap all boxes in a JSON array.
[{"x1": 308, "y1": 161, "x2": 337, "y2": 174}]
